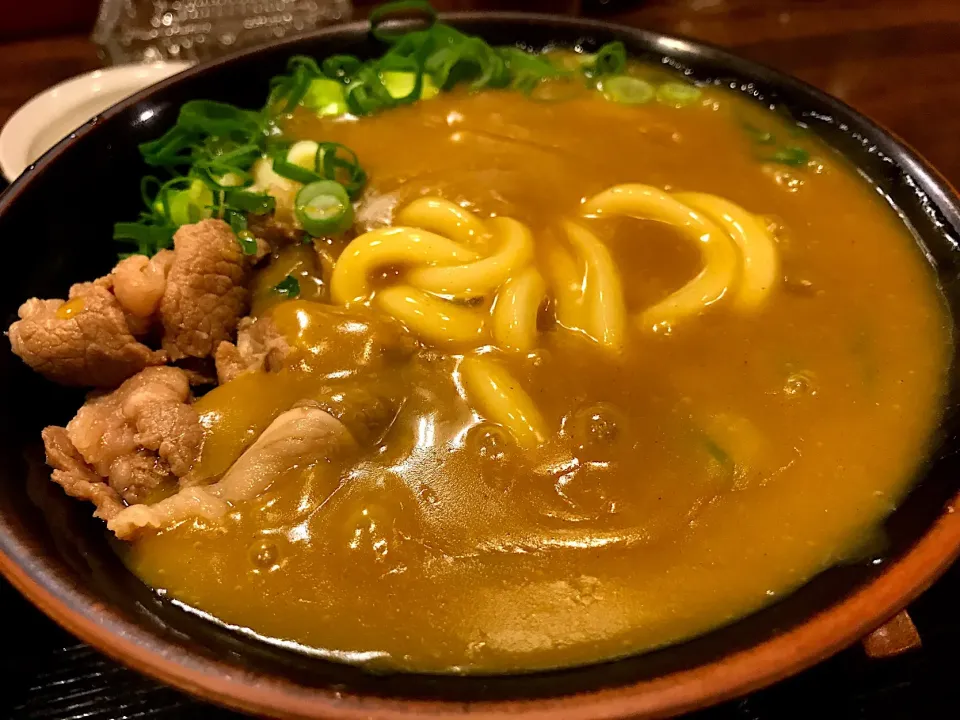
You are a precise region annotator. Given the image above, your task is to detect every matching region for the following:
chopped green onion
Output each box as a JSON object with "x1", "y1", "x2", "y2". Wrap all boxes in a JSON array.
[
  {"x1": 273, "y1": 56, "x2": 325, "y2": 113},
  {"x1": 323, "y1": 55, "x2": 363, "y2": 82},
  {"x1": 344, "y1": 69, "x2": 396, "y2": 115},
  {"x1": 600, "y1": 75, "x2": 654, "y2": 105},
  {"x1": 113, "y1": 222, "x2": 175, "y2": 255},
  {"x1": 177, "y1": 100, "x2": 263, "y2": 136},
  {"x1": 295, "y1": 181, "x2": 354, "y2": 236},
  {"x1": 498, "y1": 47, "x2": 567, "y2": 92},
  {"x1": 216, "y1": 171, "x2": 246, "y2": 187},
  {"x1": 273, "y1": 275, "x2": 301, "y2": 298},
  {"x1": 302, "y1": 78, "x2": 348, "y2": 116},
  {"x1": 742, "y1": 122, "x2": 777, "y2": 146},
  {"x1": 767, "y1": 147, "x2": 810, "y2": 166},
  {"x1": 223, "y1": 189, "x2": 276, "y2": 215},
  {"x1": 317, "y1": 142, "x2": 367, "y2": 199},
  {"x1": 656, "y1": 82, "x2": 702, "y2": 108},
  {"x1": 227, "y1": 210, "x2": 247, "y2": 234},
  {"x1": 236, "y1": 229, "x2": 259, "y2": 256},
  {"x1": 166, "y1": 179, "x2": 214, "y2": 226},
  {"x1": 272, "y1": 157, "x2": 324, "y2": 185},
  {"x1": 381, "y1": 70, "x2": 439, "y2": 99},
  {"x1": 584, "y1": 41, "x2": 627, "y2": 78},
  {"x1": 702, "y1": 434, "x2": 732, "y2": 469}
]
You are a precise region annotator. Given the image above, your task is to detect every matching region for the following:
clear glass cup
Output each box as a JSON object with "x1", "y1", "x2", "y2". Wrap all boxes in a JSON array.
[{"x1": 93, "y1": 0, "x2": 353, "y2": 65}]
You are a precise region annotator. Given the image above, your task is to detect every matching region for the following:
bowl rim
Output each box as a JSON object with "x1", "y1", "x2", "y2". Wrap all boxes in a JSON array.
[{"x1": 2, "y1": 11, "x2": 960, "y2": 720}]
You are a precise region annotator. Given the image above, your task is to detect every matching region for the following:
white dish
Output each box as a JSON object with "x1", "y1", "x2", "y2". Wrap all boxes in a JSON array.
[{"x1": 0, "y1": 62, "x2": 192, "y2": 182}]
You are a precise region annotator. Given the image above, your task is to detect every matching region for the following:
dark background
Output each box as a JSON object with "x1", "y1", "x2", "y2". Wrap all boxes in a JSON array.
[{"x1": 1, "y1": 1, "x2": 960, "y2": 717}]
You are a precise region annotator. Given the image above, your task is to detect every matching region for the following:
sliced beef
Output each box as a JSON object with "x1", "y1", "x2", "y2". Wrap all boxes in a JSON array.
[
  {"x1": 310, "y1": 385, "x2": 401, "y2": 446},
  {"x1": 160, "y1": 219, "x2": 252, "y2": 361},
  {"x1": 42, "y1": 427, "x2": 125, "y2": 521},
  {"x1": 247, "y1": 213, "x2": 305, "y2": 249},
  {"x1": 107, "y1": 450, "x2": 174, "y2": 505},
  {"x1": 67, "y1": 367, "x2": 202, "y2": 490},
  {"x1": 110, "y1": 250, "x2": 174, "y2": 319},
  {"x1": 41, "y1": 367, "x2": 202, "y2": 524},
  {"x1": 68, "y1": 275, "x2": 155, "y2": 338},
  {"x1": 355, "y1": 190, "x2": 399, "y2": 232},
  {"x1": 108, "y1": 405, "x2": 355, "y2": 539},
  {"x1": 8, "y1": 285, "x2": 166, "y2": 388},
  {"x1": 214, "y1": 316, "x2": 291, "y2": 384},
  {"x1": 120, "y1": 367, "x2": 204, "y2": 477}
]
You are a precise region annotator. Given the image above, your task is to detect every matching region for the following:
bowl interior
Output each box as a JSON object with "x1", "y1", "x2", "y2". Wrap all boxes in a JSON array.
[{"x1": 1, "y1": 14, "x2": 959, "y2": 710}]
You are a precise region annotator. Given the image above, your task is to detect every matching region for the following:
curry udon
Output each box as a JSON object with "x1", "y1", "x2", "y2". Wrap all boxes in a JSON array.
[{"x1": 7, "y1": 10, "x2": 950, "y2": 674}]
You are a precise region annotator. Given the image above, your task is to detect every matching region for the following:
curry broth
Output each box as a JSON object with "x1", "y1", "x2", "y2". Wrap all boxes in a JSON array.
[{"x1": 125, "y1": 80, "x2": 951, "y2": 672}]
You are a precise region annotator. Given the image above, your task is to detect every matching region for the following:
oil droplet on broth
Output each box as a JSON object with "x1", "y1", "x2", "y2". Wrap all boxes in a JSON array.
[
  {"x1": 784, "y1": 371, "x2": 818, "y2": 398},
  {"x1": 250, "y1": 539, "x2": 281, "y2": 570}
]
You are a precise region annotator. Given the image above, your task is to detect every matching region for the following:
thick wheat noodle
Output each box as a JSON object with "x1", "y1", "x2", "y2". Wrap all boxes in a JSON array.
[
  {"x1": 458, "y1": 354, "x2": 547, "y2": 448},
  {"x1": 406, "y1": 216, "x2": 534, "y2": 298},
  {"x1": 673, "y1": 192, "x2": 778, "y2": 309},
  {"x1": 541, "y1": 241, "x2": 588, "y2": 332},
  {"x1": 581, "y1": 183, "x2": 739, "y2": 330},
  {"x1": 375, "y1": 284, "x2": 488, "y2": 347},
  {"x1": 330, "y1": 226, "x2": 481, "y2": 304},
  {"x1": 562, "y1": 220, "x2": 627, "y2": 351},
  {"x1": 396, "y1": 196, "x2": 490, "y2": 249},
  {"x1": 492, "y1": 266, "x2": 548, "y2": 353}
]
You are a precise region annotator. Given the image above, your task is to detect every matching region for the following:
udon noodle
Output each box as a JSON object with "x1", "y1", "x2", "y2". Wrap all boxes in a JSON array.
[{"x1": 323, "y1": 188, "x2": 779, "y2": 437}]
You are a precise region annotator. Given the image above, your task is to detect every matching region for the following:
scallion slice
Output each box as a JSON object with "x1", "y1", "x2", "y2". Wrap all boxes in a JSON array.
[
  {"x1": 768, "y1": 147, "x2": 810, "y2": 166},
  {"x1": 236, "y1": 229, "x2": 259, "y2": 256},
  {"x1": 302, "y1": 78, "x2": 348, "y2": 116},
  {"x1": 600, "y1": 75, "x2": 654, "y2": 105},
  {"x1": 381, "y1": 70, "x2": 439, "y2": 100},
  {"x1": 656, "y1": 82, "x2": 702, "y2": 107},
  {"x1": 166, "y1": 179, "x2": 214, "y2": 226},
  {"x1": 273, "y1": 275, "x2": 301, "y2": 298},
  {"x1": 295, "y1": 181, "x2": 354, "y2": 236},
  {"x1": 223, "y1": 189, "x2": 276, "y2": 215},
  {"x1": 272, "y1": 157, "x2": 324, "y2": 185},
  {"x1": 583, "y1": 41, "x2": 627, "y2": 78}
]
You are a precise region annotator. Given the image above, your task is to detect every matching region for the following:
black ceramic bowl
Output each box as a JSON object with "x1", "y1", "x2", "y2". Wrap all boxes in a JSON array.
[{"x1": 1, "y1": 14, "x2": 959, "y2": 720}]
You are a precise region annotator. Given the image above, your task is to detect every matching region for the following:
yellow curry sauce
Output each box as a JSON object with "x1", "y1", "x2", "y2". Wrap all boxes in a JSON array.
[{"x1": 125, "y1": 78, "x2": 951, "y2": 672}]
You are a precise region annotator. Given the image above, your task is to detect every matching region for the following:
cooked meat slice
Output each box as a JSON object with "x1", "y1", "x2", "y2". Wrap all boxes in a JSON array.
[
  {"x1": 67, "y1": 367, "x2": 201, "y2": 480},
  {"x1": 107, "y1": 450, "x2": 174, "y2": 505},
  {"x1": 311, "y1": 386, "x2": 401, "y2": 446},
  {"x1": 355, "y1": 190, "x2": 398, "y2": 232},
  {"x1": 108, "y1": 405, "x2": 356, "y2": 539},
  {"x1": 212, "y1": 343, "x2": 246, "y2": 385},
  {"x1": 8, "y1": 286, "x2": 166, "y2": 387},
  {"x1": 132, "y1": 399, "x2": 203, "y2": 478},
  {"x1": 247, "y1": 213, "x2": 304, "y2": 249},
  {"x1": 174, "y1": 358, "x2": 218, "y2": 386},
  {"x1": 110, "y1": 250, "x2": 174, "y2": 318},
  {"x1": 42, "y1": 426, "x2": 125, "y2": 521},
  {"x1": 68, "y1": 388, "x2": 136, "y2": 477},
  {"x1": 215, "y1": 403, "x2": 356, "y2": 501},
  {"x1": 106, "y1": 486, "x2": 229, "y2": 539},
  {"x1": 120, "y1": 368, "x2": 203, "y2": 477},
  {"x1": 208, "y1": 405, "x2": 357, "y2": 502},
  {"x1": 68, "y1": 275, "x2": 113, "y2": 298},
  {"x1": 160, "y1": 219, "x2": 252, "y2": 361},
  {"x1": 214, "y1": 316, "x2": 291, "y2": 384},
  {"x1": 70, "y1": 274, "x2": 154, "y2": 337}
]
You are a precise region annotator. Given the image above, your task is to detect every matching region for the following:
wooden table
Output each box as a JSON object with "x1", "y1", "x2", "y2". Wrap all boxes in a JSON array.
[{"x1": 2, "y1": 0, "x2": 960, "y2": 181}]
